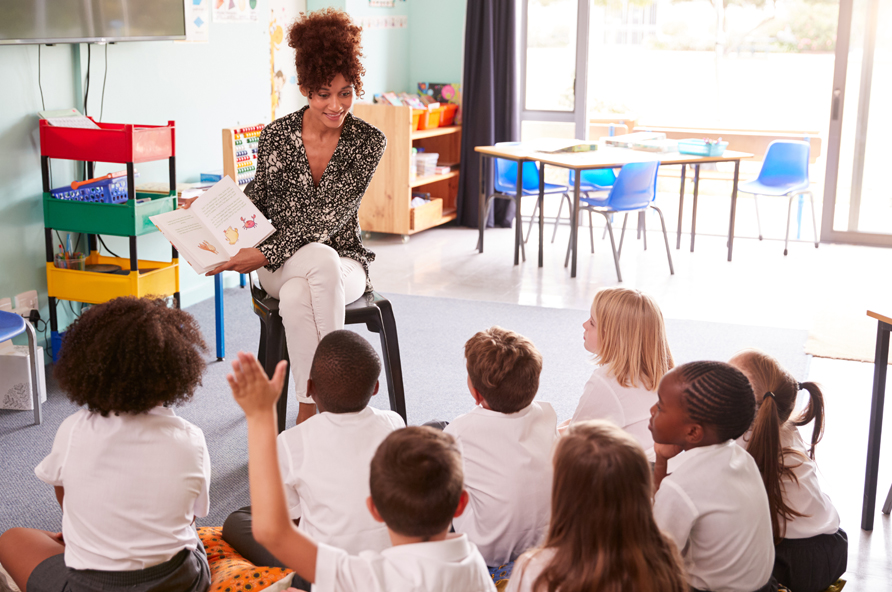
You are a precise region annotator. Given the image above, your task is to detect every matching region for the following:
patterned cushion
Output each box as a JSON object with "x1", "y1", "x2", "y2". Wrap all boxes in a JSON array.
[
  {"x1": 488, "y1": 562, "x2": 514, "y2": 592},
  {"x1": 198, "y1": 527, "x2": 293, "y2": 592}
]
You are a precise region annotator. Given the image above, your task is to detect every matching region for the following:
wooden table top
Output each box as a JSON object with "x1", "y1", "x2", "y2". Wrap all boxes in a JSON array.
[
  {"x1": 474, "y1": 143, "x2": 753, "y2": 170},
  {"x1": 867, "y1": 310, "x2": 892, "y2": 326}
]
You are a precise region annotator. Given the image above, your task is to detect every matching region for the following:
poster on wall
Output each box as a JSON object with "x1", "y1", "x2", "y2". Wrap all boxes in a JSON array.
[
  {"x1": 213, "y1": 0, "x2": 259, "y2": 23},
  {"x1": 269, "y1": 0, "x2": 307, "y2": 121},
  {"x1": 182, "y1": 0, "x2": 210, "y2": 43}
]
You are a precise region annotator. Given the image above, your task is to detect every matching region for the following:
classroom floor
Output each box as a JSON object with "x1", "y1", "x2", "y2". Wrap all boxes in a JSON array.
[{"x1": 362, "y1": 207, "x2": 892, "y2": 591}]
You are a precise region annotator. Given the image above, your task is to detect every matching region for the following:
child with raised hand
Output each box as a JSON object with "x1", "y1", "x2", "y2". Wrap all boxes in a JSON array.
[
  {"x1": 228, "y1": 352, "x2": 496, "y2": 592},
  {"x1": 222, "y1": 330, "x2": 404, "y2": 583},
  {"x1": 0, "y1": 296, "x2": 211, "y2": 592},
  {"x1": 507, "y1": 420, "x2": 687, "y2": 592},
  {"x1": 649, "y1": 361, "x2": 775, "y2": 592},
  {"x1": 729, "y1": 349, "x2": 847, "y2": 592},
  {"x1": 445, "y1": 326, "x2": 558, "y2": 567},
  {"x1": 566, "y1": 287, "x2": 674, "y2": 461}
]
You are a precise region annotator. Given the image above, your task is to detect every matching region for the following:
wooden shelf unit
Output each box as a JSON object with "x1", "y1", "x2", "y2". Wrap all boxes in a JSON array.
[{"x1": 353, "y1": 104, "x2": 461, "y2": 235}]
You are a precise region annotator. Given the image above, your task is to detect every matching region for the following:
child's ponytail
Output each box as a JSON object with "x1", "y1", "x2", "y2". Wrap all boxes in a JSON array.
[
  {"x1": 792, "y1": 381, "x2": 825, "y2": 459},
  {"x1": 747, "y1": 392, "x2": 801, "y2": 543}
]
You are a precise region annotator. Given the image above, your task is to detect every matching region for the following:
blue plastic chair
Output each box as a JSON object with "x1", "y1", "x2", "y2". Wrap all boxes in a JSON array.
[
  {"x1": 738, "y1": 140, "x2": 818, "y2": 256},
  {"x1": 531, "y1": 167, "x2": 619, "y2": 249},
  {"x1": 570, "y1": 161, "x2": 673, "y2": 282},
  {"x1": 0, "y1": 311, "x2": 42, "y2": 424}
]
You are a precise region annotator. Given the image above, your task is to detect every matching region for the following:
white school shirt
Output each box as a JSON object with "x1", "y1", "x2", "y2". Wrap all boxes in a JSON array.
[
  {"x1": 313, "y1": 533, "x2": 497, "y2": 592},
  {"x1": 653, "y1": 440, "x2": 774, "y2": 592},
  {"x1": 445, "y1": 401, "x2": 558, "y2": 566},
  {"x1": 571, "y1": 365, "x2": 657, "y2": 461},
  {"x1": 277, "y1": 406, "x2": 404, "y2": 555},
  {"x1": 34, "y1": 407, "x2": 210, "y2": 571},
  {"x1": 778, "y1": 422, "x2": 840, "y2": 539},
  {"x1": 504, "y1": 549, "x2": 555, "y2": 592}
]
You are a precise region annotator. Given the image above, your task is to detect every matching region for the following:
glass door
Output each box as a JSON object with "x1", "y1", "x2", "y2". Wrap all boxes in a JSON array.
[{"x1": 822, "y1": 0, "x2": 892, "y2": 246}]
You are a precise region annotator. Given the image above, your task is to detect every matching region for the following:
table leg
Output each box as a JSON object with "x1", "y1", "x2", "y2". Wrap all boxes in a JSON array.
[
  {"x1": 478, "y1": 152, "x2": 485, "y2": 254},
  {"x1": 214, "y1": 273, "x2": 225, "y2": 361},
  {"x1": 676, "y1": 164, "x2": 686, "y2": 249},
  {"x1": 690, "y1": 164, "x2": 700, "y2": 252},
  {"x1": 570, "y1": 173, "x2": 581, "y2": 278},
  {"x1": 515, "y1": 160, "x2": 524, "y2": 266},
  {"x1": 727, "y1": 160, "x2": 740, "y2": 262},
  {"x1": 861, "y1": 320, "x2": 891, "y2": 531},
  {"x1": 538, "y1": 164, "x2": 545, "y2": 268}
]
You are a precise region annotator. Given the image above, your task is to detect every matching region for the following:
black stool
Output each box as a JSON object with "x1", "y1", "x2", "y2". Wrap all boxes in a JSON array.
[{"x1": 249, "y1": 274, "x2": 407, "y2": 433}]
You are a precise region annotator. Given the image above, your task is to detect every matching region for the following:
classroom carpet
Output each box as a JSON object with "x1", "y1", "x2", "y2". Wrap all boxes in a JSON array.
[
  {"x1": 0, "y1": 288, "x2": 810, "y2": 531},
  {"x1": 805, "y1": 308, "x2": 887, "y2": 365}
]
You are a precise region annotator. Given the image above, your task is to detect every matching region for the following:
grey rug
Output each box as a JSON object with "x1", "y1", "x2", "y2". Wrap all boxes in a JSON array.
[{"x1": 0, "y1": 288, "x2": 809, "y2": 531}]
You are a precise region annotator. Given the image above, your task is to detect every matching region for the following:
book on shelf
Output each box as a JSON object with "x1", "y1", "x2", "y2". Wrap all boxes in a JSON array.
[
  {"x1": 604, "y1": 132, "x2": 667, "y2": 149},
  {"x1": 149, "y1": 177, "x2": 275, "y2": 274}
]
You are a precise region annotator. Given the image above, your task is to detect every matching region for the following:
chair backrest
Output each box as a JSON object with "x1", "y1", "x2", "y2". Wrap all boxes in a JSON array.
[
  {"x1": 493, "y1": 142, "x2": 540, "y2": 193},
  {"x1": 606, "y1": 161, "x2": 660, "y2": 211},
  {"x1": 571, "y1": 167, "x2": 617, "y2": 190},
  {"x1": 756, "y1": 140, "x2": 810, "y2": 186}
]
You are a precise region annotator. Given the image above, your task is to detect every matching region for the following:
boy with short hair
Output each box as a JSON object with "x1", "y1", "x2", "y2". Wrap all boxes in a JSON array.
[
  {"x1": 222, "y1": 330, "x2": 404, "y2": 570},
  {"x1": 446, "y1": 326, "x2": 558, "y2": 566},
  {"x1": 228, "y1": 352, "x2": 496, "y2": 592}
]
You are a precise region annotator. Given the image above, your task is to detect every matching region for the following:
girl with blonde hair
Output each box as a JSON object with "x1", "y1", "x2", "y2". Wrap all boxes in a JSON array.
[
  {"x1": 564, "y1": 287, "x2": 673, "y2": 460},
  {"x1": 506, "y1": 420, "x2": 686, "y2": 592}
]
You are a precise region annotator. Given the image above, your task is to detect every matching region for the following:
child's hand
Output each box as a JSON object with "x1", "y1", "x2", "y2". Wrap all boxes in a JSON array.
[
  {"x1": 654, "y1": 443, "x2": 684, "y2": 460},
  {"x1": 227, "y1": 352, "x2": 287, "y2": 417}
]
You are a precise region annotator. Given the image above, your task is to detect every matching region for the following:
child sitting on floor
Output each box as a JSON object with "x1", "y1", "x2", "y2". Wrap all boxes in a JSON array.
[
  {"x1": 729, "y1": 349, "x2": 847, "y2": 592},
  {"x1": 0, "y1": 296, "x2": 212, "y2": 592},
  {"x1": 650, "y1": 361, "x2": 776, "y2": 592},
  {"x1": 222, "y1": 330, "x2": 404, "y2": 585},
  {"x1": 507, "y1": 420, "x2": 687, "y2": 592},
  {"x1": 227, "y1": 351, "x2": 496, "y2": 591},
  {"x1": 563, "y1": 287, "x2": 674, "y2": 461},
  {"x1": 445, "y1": 326, "x2": 558, "y2": 567}
]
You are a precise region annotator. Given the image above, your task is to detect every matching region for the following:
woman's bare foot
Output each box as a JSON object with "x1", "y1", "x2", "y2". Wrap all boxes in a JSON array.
[{"x1": 295, "y1": 402, "x2": 317, "y2": 425}]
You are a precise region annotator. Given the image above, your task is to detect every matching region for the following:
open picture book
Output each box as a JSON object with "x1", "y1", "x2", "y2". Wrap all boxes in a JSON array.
[{"x1": 150, "y1": 176, "x2": 275, "y2": 274}]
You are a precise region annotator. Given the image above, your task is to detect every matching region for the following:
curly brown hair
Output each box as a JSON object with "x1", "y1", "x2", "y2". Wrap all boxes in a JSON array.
[
  {"x1": 288, "y1": 8, "x2": 366, "y2": 98},
  {"x1": 54, "y1": 296, "x2": 208, "y2": 416}
]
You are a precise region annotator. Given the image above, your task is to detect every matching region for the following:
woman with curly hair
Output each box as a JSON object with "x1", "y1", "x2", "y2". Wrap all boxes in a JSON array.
[
  {"x1": 0, "y1": 296, "x2": 212, "y2": 592},
  {"x1": 195, "y1": 8, "x2": 386, "y2": 426}
]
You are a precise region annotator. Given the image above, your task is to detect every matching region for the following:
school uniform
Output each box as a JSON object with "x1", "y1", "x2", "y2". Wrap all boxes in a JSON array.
[
  {"x1": 313, "y1": 533, "x2": 496, "y2": 592},
  {"x1": 653, "y1": 440, "x2": 775, "y2": 592},
  {"x1": 571, "y1": 365, "x2": 658, "y2": 461},
  {"x1": 445, "y1": 401, "x2": 558, "y2": 566},
  {"x1": 771, "y1": 423, "x2": 847, "y2": 592},
  {"x1": 503, "y1": 549, "x2": 555, "y2": 592},
  {"x1": 30, "y1": 407, "x2": 211, "y2": 591}
]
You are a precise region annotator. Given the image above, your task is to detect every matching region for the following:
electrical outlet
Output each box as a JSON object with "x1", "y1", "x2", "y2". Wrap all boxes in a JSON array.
[
  {"x1": 15, "y1": 290, "x2": 39, "y2": 318},
  {"x1": 0, "y1": 298, "x2": 11, "y2": 313}
]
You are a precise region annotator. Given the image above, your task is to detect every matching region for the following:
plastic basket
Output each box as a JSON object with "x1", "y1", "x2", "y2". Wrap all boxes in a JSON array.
[
  {"x1": 39, "y1": 119, "x2": 175, "y2": 163},
  {"x1": 54, "y1": 253, "x2": 86, "y2": 271},
  {"x1": 677, "y1": 139, "x2": 728, "y2": 157},
  {"x1": 440, "y1": 104, "x2": 458, "y2": 127},
  {"x1": 412, "y1": 109, "x2": 424, "y2": 131},
  {"x1": 49, "y1": 175, "x2": 135, "y2": 204}
]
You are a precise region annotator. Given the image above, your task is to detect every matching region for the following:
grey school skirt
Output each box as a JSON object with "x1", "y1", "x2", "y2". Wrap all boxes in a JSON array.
[{"x1": 27, "y1": 544, "x2": 210, "y2": 592}]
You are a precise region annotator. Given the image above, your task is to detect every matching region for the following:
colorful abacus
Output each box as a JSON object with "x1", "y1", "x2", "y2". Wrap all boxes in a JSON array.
[{"x1": 222, "y1": 124, "x2": 266, "y2": 187}]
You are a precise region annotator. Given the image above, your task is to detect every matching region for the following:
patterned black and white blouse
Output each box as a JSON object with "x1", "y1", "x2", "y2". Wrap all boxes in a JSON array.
[{"x1": 247, "y1": 105, "x2": 386, "y2": 293}]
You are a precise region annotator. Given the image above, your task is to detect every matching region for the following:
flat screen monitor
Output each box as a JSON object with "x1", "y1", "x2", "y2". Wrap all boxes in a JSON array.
[{"x1": 0, "y1": 0, "x2": 187, "y2": 45}]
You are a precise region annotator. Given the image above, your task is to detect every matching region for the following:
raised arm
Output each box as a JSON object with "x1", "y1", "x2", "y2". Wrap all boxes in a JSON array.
[{"x1": 228, "y1": 352, "x2": 318, "y2": 581}]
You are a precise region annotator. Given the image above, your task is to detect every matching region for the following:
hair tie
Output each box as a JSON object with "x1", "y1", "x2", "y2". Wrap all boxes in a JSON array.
[
  {"x1": 763, "y1": 392, "x2": 776, "y2": 402},
  {"x1": 797, "y1": 382, "x2": 803, "y2": 390}
]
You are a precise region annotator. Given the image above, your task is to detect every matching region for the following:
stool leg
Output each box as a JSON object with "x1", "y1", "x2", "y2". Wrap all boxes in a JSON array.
[
  {"x1": 25, "y1": 320, "x2": 41, "y2": 425},
  {"x1": 276, "y1": 354, "x2": 290, "y2": 435},
  {"x1": 262, "y1": 313, "x2": 290, "y2": 434},
  {"x1": 376, "y1": 300, "x2": 407, "y2": 424}
]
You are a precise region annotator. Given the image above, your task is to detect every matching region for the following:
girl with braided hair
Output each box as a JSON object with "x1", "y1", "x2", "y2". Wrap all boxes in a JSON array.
[
  {"x1": 648, "y1": 361, "x2": 775, "y2": 592},
  {"x1": 729, "y1": 349, "x2": 847, "y2": 592}
]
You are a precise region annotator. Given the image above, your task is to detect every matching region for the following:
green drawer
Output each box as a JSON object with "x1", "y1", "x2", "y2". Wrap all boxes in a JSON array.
[{"x1": 43, "y1": 192, "x2": 176, "y2": 236}]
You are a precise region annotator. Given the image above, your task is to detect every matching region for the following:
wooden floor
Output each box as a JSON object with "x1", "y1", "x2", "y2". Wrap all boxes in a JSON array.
[{"x1": 364, "y1": 212, "x2": 892, "y2": 590}]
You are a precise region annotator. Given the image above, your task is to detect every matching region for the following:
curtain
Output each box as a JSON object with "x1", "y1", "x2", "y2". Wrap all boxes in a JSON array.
[{"x1": 456, "y1": 0, "x2": 519, "y2": 228}]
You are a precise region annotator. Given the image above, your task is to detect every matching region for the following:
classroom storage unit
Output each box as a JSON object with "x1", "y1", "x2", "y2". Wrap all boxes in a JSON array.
[
  {"x1": 39, "y1": 119, "x2": 180, "y2": 358},
  {"x1": 352, "y1": 103, "x2": 461, "y2": 235}
]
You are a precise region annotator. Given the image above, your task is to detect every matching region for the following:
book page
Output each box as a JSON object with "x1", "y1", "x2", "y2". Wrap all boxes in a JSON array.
[
  {"x1": 190, "y1": 177, "x2": 275, "y2": 258},
  {"x1": 150, "y1": 208, "x2": 228, "y2": 274}
]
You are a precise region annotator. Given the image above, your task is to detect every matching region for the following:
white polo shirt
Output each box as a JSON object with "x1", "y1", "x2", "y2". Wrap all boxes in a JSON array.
[
  {"x1": 504, "y1": 549, "x2": 555, "y2": 592},
  {"x1": 653, "y1": 440, "x2": 774, "y2": 592},
  {"x1": 34, "y1": 407, "x2": 210, "y2": 571},
  {"x1": 277, "y1": 406, "x2": 404, "y2": 555},
  {"x1": 445, "y1": 401, "x2": 558, "y2": 566},
  {"x1": 778, "y1": 423, "x2": 840, "y2": 539},
  {"x1": 313, "y1": 533, "x2": 496, "y2": 592},
  {"x1": 571, "y1": 365, "x2": 657, "y2": 461}
]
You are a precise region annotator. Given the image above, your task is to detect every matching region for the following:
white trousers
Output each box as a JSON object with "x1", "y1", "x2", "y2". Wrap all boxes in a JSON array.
[{"x1": 257, "y1": 243, "x2": 366, "y2": 404}]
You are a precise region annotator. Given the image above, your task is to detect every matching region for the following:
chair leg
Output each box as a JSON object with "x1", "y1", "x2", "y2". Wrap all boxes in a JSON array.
[
  {"x1": 475, "y1": 195, "x2": 496, "y2": 251},
  {"x1": 523, "y1": 197, "x2": 539, "y2": 244},
  {"x1": 652, "y1": 206, "x2": 675, "y2": 275},
  {"x1": 262, "y1": 313, "x2": 290, "y2": 434},
  {"x1": 618, "y1": 213, "x2": 629, "y2": 257},
  {"x1": 808, "y1": 192, "x2": 819, "y2": 248},
  {"x1": 517, "y1": 197, "x2": 526, "y2": 263},
  {"x1": 784, "y1": 194, "x2": 795, "y2": 256},
  {"x1": 640, "y1": 211, "x2": 647, "y2": 251},
  {"x1": 375, "y1": 299, "x2": 408, "y2": 423},
  {"x1": 551, "y1": 193, "x2": 569, "y2": 244},
  {"x1": 276, "y1": 354, "x2": 290, "y2": 435},
  {"x1": 588, "y1": 210, "x2": 595, "y2": 254},
  {"x1": 753, "y1": 194, "x2": 763, "y2": 240},
  {"x1": 25, "y1": 320, "x2": 41, "y2": 425},
  {"x1": 883, "y1": 481, "x2": 892, "y2": 514},
  {"x1": 600, "y1": 213, "x2": 623, "y2": 282}
]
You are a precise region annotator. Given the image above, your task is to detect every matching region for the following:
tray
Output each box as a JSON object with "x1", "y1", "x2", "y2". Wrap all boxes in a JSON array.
[
  {"x1": 46, "y1": 254, "x2": 179, "y2": 305},
  {"x1": 677, "y1": 139, "x2": 728, "y2": 157},
  {"x1": 40, "y1": 119, "x2": 175, "y2": 163},
  {"x1": 44, "y1": 191, "x2": 176, "y2": 236}
]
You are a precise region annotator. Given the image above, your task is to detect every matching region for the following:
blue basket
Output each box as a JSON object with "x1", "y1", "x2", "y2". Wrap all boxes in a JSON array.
[
  {"x1": 677, "y1": 139, "x2": 728, "y2": 157},
  {"x1": 50, "y1": 175, "x2": 135, "y2": 204}
]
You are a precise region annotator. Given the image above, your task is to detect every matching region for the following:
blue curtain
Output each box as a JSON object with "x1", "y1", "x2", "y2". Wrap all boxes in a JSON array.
[{"x1": 456, "y1": 0, "x2": 518, "y2": 228}]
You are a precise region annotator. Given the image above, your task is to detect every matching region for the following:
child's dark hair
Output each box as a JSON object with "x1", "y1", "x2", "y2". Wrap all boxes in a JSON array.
[
  {"x1": 54, "y1": 296, "x2": 207, "y2": 416},
  {"x1": 464, "y1": 326, "x2": 543, "y2": 413},
  {"x1": 309, "y1": 330, "x2": 380, "y2": 413},
  {"x1": 369, "y1": 426, "x2": 463, "y2": 539},
  {"x1": 676, "y1": 361, "x2": 755, "y2": 441},
  {"x1": 731, "y1": 348, "x2": 826, "y2": 542}
]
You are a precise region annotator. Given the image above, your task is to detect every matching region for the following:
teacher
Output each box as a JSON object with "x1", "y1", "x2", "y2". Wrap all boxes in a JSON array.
[{"x1": 208, "y1": 8, "x2": 386, "y2": 425}]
